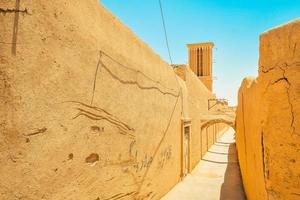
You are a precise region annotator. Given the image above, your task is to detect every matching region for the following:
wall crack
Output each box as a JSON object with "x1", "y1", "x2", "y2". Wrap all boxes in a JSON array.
[
  {"x1": 262, "y1": 63, "x2": 296, "y2": 135},
  {"x1": 261, "y1": 132, "x2": 269, "y2": 198},
  {"x1": 279, "y1": 66, "x2": 296, "y2": 135},
  {"x1": 99, "y1": 50, "x2": 179, "y2": 97},
  {"x1": 0, "y1": 8, "x2": 29, "y2": 15}
]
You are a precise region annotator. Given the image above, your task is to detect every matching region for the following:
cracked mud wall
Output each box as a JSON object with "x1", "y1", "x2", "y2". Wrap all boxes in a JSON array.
[
  {"x1": 0, "y1": 1, "x2": 228, "y2": 199},
  {"x1": 236, "y1": 19, "x2": 300, "y2": 200},
  {"x1": 0, "y1": 0, "x2": 182, "y2": 199}
]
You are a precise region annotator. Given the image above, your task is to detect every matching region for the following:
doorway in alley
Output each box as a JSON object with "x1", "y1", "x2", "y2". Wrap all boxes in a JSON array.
[{"x1": 181, "y1": 120, "x2": 191, "y2": 178}]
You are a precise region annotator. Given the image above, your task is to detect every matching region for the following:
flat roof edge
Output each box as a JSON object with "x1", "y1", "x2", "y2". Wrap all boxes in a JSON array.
[{"x1": 187, "y1": 42, "x2": 215, "y2": 48}]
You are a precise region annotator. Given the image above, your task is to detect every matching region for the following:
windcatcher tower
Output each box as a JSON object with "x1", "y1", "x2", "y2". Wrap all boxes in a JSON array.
[{"x1": 187, "y1": 42, "x2": 214, "y2": 91}]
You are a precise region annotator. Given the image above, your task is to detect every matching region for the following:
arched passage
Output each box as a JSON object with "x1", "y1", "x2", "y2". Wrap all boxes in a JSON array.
[
  {"x1": 200, "y1": 118, "x2": 236, "y2": 130},
  {"x1": 199, "y1": 115, "x2": 236, "y2": 158}
]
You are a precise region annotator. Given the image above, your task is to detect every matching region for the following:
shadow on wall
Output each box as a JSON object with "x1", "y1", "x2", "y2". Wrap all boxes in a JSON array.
[{"x1": 219, "y1": 143, "x2": 246, "y2": 200}]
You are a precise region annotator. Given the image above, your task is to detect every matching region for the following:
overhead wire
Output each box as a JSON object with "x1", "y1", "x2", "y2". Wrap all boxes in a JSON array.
[{"x1": 158, "y1": 0, "x2": 173, "y2": 64}]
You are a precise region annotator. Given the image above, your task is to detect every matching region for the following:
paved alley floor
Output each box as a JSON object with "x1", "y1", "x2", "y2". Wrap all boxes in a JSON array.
[{"x1": 161, "y1": 128, "x2": 246, "y2": 200}]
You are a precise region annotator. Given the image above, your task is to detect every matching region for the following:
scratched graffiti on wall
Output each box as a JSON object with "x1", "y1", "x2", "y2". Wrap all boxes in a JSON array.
[
  {"x1": 129, "y1": 141, "x2": 154, "y2": 173},
  {"x1": 133, "y1": 154, "x2": 153, "y2": 173},
  {"x1": 158, "y1": 145, "x2": 172, "y2": 169}
]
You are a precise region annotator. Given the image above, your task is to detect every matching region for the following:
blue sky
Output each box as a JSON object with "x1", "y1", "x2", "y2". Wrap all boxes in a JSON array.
[{"x1": 100, "y1": 0, "x2": 299, "y2": 105}]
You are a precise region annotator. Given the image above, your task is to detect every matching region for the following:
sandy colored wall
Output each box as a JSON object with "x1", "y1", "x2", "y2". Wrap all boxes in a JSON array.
[
  {"x1": 0, "y1": 1, "x2": 228, "y2": 199},
  {"x1": 173, "y1": 64, "x2": 186, "y2": 81},
  {"x1": 176, "y1": 66, "x2": 229, "y2": 169},
  {"x1": 236, "y1": 19, "x2": 300, "y2": 200},
  {"x1": 0, "y1": 1, "x2": 182, "y2": 199},
  {"x1": 199, "y1": 76, "x2": 213, "y2": 92}
]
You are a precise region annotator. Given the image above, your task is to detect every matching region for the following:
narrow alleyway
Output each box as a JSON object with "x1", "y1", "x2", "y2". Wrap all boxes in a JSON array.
[{"x1": 161, "y1": 128, "x2": 246, "y2": 200}]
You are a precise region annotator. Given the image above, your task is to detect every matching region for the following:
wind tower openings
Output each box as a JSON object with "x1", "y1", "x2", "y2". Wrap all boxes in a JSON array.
[{"x1": 187, "y1": 42, "x2": 214, "y2": 91}]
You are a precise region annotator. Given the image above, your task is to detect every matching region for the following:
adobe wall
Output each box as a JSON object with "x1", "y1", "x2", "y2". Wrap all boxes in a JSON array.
[
  {"x1": 0, "y1": 1, "x2": 228, "y2": 199},
  {"x1": 236, "y1": 19, "x2": 300, "y2": 200},
  {"x1": 174, "y1": 64, "x2": 229, "y2": 169},
  {"x1": 184, "y1": 66, "x2": 228, "y2": 169},
  {"x1": 0, "y1": 1, "x2": 182, "y2": 199}
]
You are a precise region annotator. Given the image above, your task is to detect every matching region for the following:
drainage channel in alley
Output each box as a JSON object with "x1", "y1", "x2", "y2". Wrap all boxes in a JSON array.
[{"x1": 161, "y1": 128, "x2": 246, "y2": 200}]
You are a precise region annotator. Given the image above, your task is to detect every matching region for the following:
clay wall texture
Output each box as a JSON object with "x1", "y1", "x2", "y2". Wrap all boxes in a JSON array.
[
  {"x1": 0, "y1": 1, "x2": 228, "y2": 199},
  {"x1": 181, "y1": 65, "x2": 228, "y2": 169},
  {"x1": 236, "y1": 19, "x2": 300, "y2": 200}
]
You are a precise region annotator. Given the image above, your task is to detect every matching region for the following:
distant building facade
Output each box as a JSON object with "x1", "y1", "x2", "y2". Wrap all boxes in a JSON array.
[{"x1": 187, "y1": 42, "x2": 214, "y2": 91}]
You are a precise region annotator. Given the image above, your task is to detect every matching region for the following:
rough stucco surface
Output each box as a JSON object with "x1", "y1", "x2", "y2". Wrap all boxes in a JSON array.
[
  {"x1": 0, "y1": 1, "x2": 228, "y2": 199},
  {"x1": 173, "y1": 64, "x2": 230, "y2": 169},
  {"x1": 236, "y1": 19, "x2": 300, "y2": 200},
  {"x1": 183, "y1": 66, "x2": 228, "y2": 169}
]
